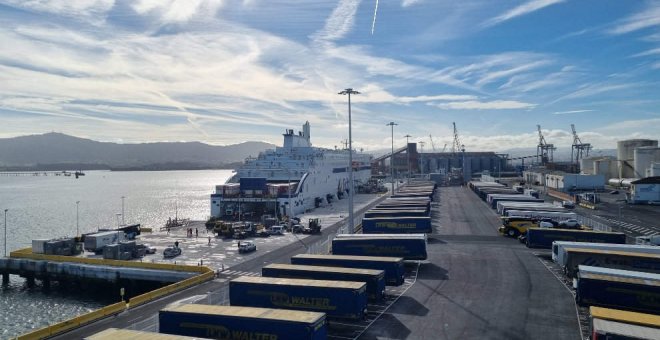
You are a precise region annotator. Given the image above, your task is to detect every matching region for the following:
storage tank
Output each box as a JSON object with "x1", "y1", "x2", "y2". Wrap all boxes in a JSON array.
[
  {"x1": 634, "y1": 146, "x2": 660, "y2": 178},
  {"x1": 579, "y1": 157, "x2": 596, "y2": 174},
  {"x1": 648, "y1": 162, "x2": 660, "y2": 177},
  {"x1": 593, "y1": 157, "x2": 616, "y2": 180},
  {"x1": 617, "y1": 139, "x2": 658, "y2": 178}
]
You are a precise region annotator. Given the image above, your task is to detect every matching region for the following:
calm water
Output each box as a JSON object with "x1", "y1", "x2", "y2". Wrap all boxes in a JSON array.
[{"x1": 0, "y1": 170, "x2": 233, "y2": 339}]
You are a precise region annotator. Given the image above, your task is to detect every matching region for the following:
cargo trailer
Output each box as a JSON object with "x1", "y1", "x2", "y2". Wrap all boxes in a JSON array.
[
  {"x1": 361, "y1": 216, "x2": 432, "y2": 234},
  {"x1": 332, "y1": 233, "x2": 427, "y2": 260},
  {"x1": 487, "y1": 195, "x2": 544, "y2": 209},
  {"x1": 563, "y1": 248, "x2": 660, "y2": 278},
  {"x1": 497, "y1": 202, "x2": 565, "y2": 215},
  {"x1": 159, "y1": 304, "x2": 326, "y2": 340},
  {"x1": 291, "y1": 254, "x2": 405, "y2": 286},
  {"x1": 83, "y1": 231, "x2": 125, "y2": 254},
  {"x1": 364, "y1": 209, "x2": 429, "y2": 218},
  {"x1": 504, "y1": 210, "x2": 577, "y2": 221},
  {"x1": 553, "y1": 241, "x2": 660, "y2": 268},
  {"x1": 262, "y1": 264, "x2": 386, "y2": 301},
  {"x1": 589, "y1": 307, "x2": 660, "y2": 340},
  {"x1": 229, "y1": 276, "x2": 368, "y2": 320},
  {"x1": 576, "y1": 265, "x2": 660, "y2": 314},
  {"x1": 85, "y1": 328, "x2": 201, "y2": 340},
  {"x1": 525, "y1": 228, "x2": 626, "y2": 249}
]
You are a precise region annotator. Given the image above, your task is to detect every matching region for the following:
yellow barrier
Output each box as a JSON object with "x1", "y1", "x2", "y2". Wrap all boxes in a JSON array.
[
  {"x1": 579, "y1": 202, "x2": 597, "y2": 210},
  {"x1": 16, "y1": 302, "x2": 127, "y2": 340}
]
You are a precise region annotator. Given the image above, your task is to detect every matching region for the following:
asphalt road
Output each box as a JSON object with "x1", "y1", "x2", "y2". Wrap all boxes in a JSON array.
[
  {"x1": 54, "y1": 186, "x2": 582, "y2": 339},
  {"x1": 359, "y1": 186, "x2": 582, "y2": 340}
]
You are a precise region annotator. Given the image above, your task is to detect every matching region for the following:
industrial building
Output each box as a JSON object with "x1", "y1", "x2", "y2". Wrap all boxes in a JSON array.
[
  {"x1": 545, "y1": 173, "x2": 605, "y2": 192},
  {"x1": 617, "y1": 139, "x2": 660, "y2": 178}
]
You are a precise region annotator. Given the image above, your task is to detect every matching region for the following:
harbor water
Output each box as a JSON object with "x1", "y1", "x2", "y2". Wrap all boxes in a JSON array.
[{"x1": 0, "y1": 170, "x2": 233, "y2": 339}]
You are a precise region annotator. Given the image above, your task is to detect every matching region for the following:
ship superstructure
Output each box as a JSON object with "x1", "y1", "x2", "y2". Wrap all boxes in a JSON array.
[{"x1": 210, "y1": 122, "x2": 372, "y2": 220}]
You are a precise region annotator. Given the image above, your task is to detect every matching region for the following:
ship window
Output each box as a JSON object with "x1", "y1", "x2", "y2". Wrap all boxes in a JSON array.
[{"x1": 212, "y1": 201, "x2": 216, "y2": 204}]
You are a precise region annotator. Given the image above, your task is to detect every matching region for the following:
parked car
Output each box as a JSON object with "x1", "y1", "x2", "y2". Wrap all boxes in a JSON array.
[
  {"x1": 268, "y1": 225, "x2": 285, "y2": 235},
  {"x1": 562, "y1": 200, "x2": 575, "y2": 209},
  {"x1": 610, "y1": 190, "x2": 620, "y2": 194},
  {"x1": 142, "y1": 244, "x2": 157, "y2": 254},
  {"x1": 238, "y1": 241, "x2": 256, "y2": 253},
  {"x1": 558, "y1": 219, "x2": 581, "y2": 229},
  {"x1": 291, "y1": 224, "x2": 304, "y2": 233}
]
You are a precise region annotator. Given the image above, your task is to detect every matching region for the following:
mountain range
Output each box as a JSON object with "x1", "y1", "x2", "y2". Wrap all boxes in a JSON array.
[{"x1": 0, "y1": 133, "x2": 275, "y2": 171}]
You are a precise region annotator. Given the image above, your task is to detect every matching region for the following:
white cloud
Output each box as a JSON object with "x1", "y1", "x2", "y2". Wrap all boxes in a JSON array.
[
  {"x1": 402, "y1": 0, "x2": 423, "y2": 7},
  {"x1": 482, "y1": 0, "x2": 565, "y2": 28},
  {"x1": 552, "y1": 109, "x2": 594, "y2": 115},
  {"x1": 0, "y1": 0, "x2": 115, "y2": 17},
  {"x1": 432, "y1": 100, "x2": 536, "y2": 110},
  {"x1": 311, "y1": 0, "x2": 362, "y2": 44},
  {"x1": 609, "y1": 3, "x2": 660, "y2": 35},
  {"x1": 132, "y1": 0, "x2": 225, "y2": 23},
  {"x1": 632, "y1": 47, "x2": 660, "y2": 57}
]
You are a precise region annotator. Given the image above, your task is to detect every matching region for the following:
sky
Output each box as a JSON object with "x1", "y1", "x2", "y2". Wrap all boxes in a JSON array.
[{"x1": 0, "y1": 0, "x2": 659, "y2": 153}]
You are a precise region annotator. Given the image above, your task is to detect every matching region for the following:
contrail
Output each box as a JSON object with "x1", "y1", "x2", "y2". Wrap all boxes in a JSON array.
[{"x1": 371, "y1": 0, "x2": 379, "y2": 35}]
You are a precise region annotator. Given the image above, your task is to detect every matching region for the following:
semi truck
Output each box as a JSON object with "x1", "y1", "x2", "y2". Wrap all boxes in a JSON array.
[
  {"x1": 159, "y1": 304, "x2": 327, "y2": 340},
  {"x1": 589, "y1": 307, "x2": 660, "y2": 340},
  {"x1": 525, "y1": 228, "x2": 626, "y2": 249},
  {"x1": 291, "y1": 254, "x2": 406, "y2": 286},
  {"x1": 552, "y1": 241, "x2": 660, "y2": 268},
  {"x1": 361, "y1": 216, "x2": 432, "y2": 234},
  {"x1": 332, "y1": 233, "x2": 428, "y2": 260},
  {"x1": 262, "y1": 263, "x2": 386, "y2": 301},
  {"x1": 229, "y1": 276, "x2": 368, "y2": 320},
  {"x1": 576, "y1": 265, "x2": 660, "y2": 315}
]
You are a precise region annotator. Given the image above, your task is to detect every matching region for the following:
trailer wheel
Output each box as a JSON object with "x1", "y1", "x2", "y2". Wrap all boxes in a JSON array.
[{"x1": 506, "y1": 228, "x2": 518, "y2": 237}]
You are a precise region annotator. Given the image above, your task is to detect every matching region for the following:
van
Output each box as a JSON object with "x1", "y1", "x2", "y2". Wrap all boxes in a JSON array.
[{"x1": 268, "y1": 225, "x2": 285, "y2": 235}]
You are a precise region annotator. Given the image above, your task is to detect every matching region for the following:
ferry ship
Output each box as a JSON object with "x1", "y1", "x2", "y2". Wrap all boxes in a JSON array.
[{"x1": 210, "y1": 122, "x2": 372, "y2": 220}]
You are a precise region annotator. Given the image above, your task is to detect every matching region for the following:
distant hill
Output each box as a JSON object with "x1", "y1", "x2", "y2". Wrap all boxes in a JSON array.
[{"x1": 0, "y1": 133, "x2": 275, "y2": 171}]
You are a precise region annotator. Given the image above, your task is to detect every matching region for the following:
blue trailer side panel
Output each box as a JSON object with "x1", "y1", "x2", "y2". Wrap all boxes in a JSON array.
[
  {"x1": 159, "y1": 305, "x2": 326, "y2": 340},
  {"x1": 291, "y1": 255, "x2": 405, "y2": 286},
  {"x1": 261, "y1": 265, "x2": 386, "y2": 301},
  {"x1": 526, "y1": 229, "x2": 626, "y2": 249},
  {"x1": 332, "y1": 237, "x2": 427, "y2": 260},
  {"x1": 229, "y1": 277, "x2": 368, "y2": 320},
  {"x1": 361, "y1": 217, "x2": 432, "y2": 234}
]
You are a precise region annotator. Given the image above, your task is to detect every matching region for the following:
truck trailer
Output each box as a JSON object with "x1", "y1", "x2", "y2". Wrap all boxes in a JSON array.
[
  {"x1": 229, "y1": 276, "x2": 368, "y2": 320},
  {"x1": 83, "y1": 231, "x2": 125, "y2": 254},
  {"x1": 361, "y1": 216, "x2": 432, "y2": 234},
  {"x1": 553, "y1": 241, "x2": 660, "y2": 268},
  {"x1": 291, "y1": 254, "x2": 405, "y2": 286},
  {"x1": 525, "y1": 228, "x2": 626, "y2": 249},
  {"x1": 576, "y1": 266, "x2": 660, "y2": 315},
  {"x1": 159, "y1": 304, "x2": 327, "y2": 340},
  {"x1": 563, "y1": 248, "x2": 660, "y2": 278},
  {"x1": 589, "y1": 307, "x2": 660, "y2": 340},
  {"x1": 262, "y1": 264, "x2": 386, "y2": 301},
  {"x1": 85, "y1": 328, "x2": 200, "y2": 340},
  {"x1": 332, "y1": 234, "x2": 428, "y2": 260}
]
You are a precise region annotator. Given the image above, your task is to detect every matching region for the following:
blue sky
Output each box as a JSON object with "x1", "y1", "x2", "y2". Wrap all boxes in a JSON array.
[{"x1": 0, "y1": 0, "x2": 659, "y2": 152}]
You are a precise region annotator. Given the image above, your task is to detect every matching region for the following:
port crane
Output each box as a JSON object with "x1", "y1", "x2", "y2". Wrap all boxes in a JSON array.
[
  {"x1": 536, "y1": 125, "x2": 555, "y2": 165},
  {"x1": 452, "y1": 122, "x2": 465, "y2": 153},
  {"x1": 570, "y1": 124, "x2": 592, "y2": 164},
  {"x1": 429, "y1": 135, "x2": 437, "y2": 152},
  {"x1": 442, "y1": 143, "x2": 447, "y2": 152}
]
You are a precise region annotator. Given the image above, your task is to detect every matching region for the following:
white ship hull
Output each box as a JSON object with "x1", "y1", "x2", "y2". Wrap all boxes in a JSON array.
[{"x1": 210, "y1": 122, "x2": 372, "y2": 220}]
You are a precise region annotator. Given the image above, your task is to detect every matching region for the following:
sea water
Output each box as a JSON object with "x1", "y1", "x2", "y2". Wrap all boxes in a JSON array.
[{"x1": 0, "y1": 170, "x2": 232, "y2": 338}]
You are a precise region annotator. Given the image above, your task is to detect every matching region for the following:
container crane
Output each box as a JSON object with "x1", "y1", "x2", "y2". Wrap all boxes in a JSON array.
[
  {"x1": 536, "y1": 125, "x2": 556, "y2": 165},
  {"x1": 429, "y1": 135, "x2": 437, "y2": 152},
  {"x1": 452, "y1": 122, "x2": 463, "y2": 154},
  {"x1": 571, "y1": 124, "x2": 592, "y2": 165}
]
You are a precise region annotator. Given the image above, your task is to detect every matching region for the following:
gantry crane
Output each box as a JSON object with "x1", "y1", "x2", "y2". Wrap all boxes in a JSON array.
[
  {"x1": 536, "y1": 125, "x2": 556, "y2": 165},
  {"x1": 571, "y1": 124, "x2": 592, "y2": 164},
  {"x1": 452, "y1": 122, "x2": 464, "y2": 153},
  {"x1": 429, "y1": 135, "x2": 437, "y2": 152}
]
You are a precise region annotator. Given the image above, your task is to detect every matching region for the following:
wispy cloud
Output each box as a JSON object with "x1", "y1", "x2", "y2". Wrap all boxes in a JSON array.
[
  {"x1": 431, "y1": 100, "x2": 536, "y2": 110},
  {"x1": 131, "y1": 0, "x2": 225, "y2": 24},
  {"x1": 402, "y1": 0, "x2": 423, "y2": 7},
  {"x1": 632, "y1": 47, "x2": 660, "y2": 57},
  {"x1": 481, "y1": 0, "x2": 565, "y2": 28},
  {"x1": 609, "y1": 3, "x2": 660, "y2": 35},
  {"x1": 311, "y1": 0, "x2": 362, "y2": 44},
  {"x1": 552, "y1": 109, "x2": 594, "y2": 115}
]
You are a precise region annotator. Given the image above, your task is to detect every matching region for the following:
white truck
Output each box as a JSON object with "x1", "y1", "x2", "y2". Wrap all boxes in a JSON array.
[{"x1": 84, "y1": 231, "x2": 125, "y2": 254}]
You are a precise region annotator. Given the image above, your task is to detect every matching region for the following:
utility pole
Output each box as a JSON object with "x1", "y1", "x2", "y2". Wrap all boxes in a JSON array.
[
  {"x1": 404, "y1": 134, "x2": 412, "y2": 183},
  {"x1": 339, "y1": 88, "x2": 360, "y2": 234},
  {"x1": 419, "y1": 141, "x2": 426, "y2": 177},
  {"x1": 4, "y1": 209, "x2": 7, "y2": 257},
  {"x1": 387, "y1": 122, "x2": 398, "y2": 195},
  {"x1": 121, "y1": 196, "x2": 125, "y2": 226},
  {"x1": 76, "y1": 201, "x2": 80, "y2": 236}
]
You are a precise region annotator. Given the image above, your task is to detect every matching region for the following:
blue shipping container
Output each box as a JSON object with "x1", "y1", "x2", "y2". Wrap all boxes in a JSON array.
[
  {"x1": 291, "y1": 254, "x2": 405, "y2": 286},
  {"x1": 526, "y1": 228, "x2": 626, "y2": 249},
  {"x1": 361, "y1": 216, "x2": 432, "y2": 234},
  {"x1": 332, "y1": 234, "x2": 428, "y2": 260},
  {"x1": 240, "y1": 177, "x2": 267, "y2": 191},
  {"x1": 262, "y1": 264, "x2": 386, "y2": 301},
  {"x1": 160, "y1": 304, "x2": 326, "y2": 340},
  {"x1": 229, "y1": 276, "x2": 368, "y2": 320}
]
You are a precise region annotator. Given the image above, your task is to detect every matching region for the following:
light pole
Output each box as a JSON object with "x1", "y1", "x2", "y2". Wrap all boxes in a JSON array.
[
  {"x1": 121, "y1": 196, "x2": 125, "y2": 226},
  {"x1": 404, "y1": 134, "x2": 412, "y2": 183},
  {"x1": 419, "y1": 141, "x2": 425, "y2": 178},
  {"x1": 339, "y1": 88, "x2": 360, "y2": 234},
  {"x1": 4, "y1": 209, "x2": 7, "y2": 257},
  {"x1": 461, "y1": 144, "x2": 466, "y2": 184},
  {"x1": 387, "y1": 122, "x2": 398, "y2": 194},
  {"x1": 76, "y1": 201, "x2": 80, "y2": 236}
]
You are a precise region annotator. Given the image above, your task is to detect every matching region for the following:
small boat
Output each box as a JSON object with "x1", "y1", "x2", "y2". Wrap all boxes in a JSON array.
[{"x1": 163, "y1": 246, "x2": 182, "y2": 258}]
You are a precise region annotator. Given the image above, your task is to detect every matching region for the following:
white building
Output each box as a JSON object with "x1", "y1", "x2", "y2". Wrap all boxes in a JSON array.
[{"x1": 629, "y1": 177, "x2": 660, "y2": 204}]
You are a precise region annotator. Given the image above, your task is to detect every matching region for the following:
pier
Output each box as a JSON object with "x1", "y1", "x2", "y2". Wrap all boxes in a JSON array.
[{"x1": 0, "y1": 171, "x2": 85, "y2": 177}]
